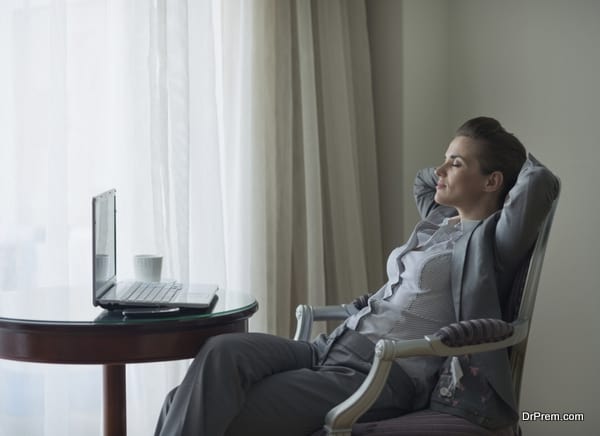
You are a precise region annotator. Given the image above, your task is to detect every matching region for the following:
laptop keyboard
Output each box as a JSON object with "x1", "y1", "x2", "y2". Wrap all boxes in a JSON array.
[{"x1": 121, "y1": 281, "x2": 181, "y2": 304}]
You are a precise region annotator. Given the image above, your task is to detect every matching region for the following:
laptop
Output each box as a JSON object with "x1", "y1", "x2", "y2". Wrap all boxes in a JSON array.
[{"x1": 92, "y1": 189, "x2": 218, "y2": 312}]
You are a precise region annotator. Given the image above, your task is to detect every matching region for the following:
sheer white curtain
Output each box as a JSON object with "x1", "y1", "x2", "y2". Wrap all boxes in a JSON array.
[
  {"x1": 0, "y1": 1, "x2": 217, "y2": 434},
  {"x1": 0, "y1": 0, "x2": 382, "y2": 434}
]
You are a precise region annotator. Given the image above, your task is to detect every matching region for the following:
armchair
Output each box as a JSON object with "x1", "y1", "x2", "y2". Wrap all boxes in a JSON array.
[{"x1": 295, "y1": 187, "x2": 560, "y2": 436}]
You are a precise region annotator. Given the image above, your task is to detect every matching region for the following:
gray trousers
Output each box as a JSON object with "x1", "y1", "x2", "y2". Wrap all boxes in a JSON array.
[{"x1": 154, "y1": 329, "x2": 415, "y2": 436}]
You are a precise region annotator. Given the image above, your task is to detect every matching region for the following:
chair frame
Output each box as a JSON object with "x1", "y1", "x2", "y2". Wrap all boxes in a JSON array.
[{"x1": 294, "y1": 187, "x2": 560, "y2": 436}]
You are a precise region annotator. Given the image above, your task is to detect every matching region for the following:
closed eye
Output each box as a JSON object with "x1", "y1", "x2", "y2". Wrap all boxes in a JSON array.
[{"x1": 444, "y1": 154, "x2": 465, "y2": 165}]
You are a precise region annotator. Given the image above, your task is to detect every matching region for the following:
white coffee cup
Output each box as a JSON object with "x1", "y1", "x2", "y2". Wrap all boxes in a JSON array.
[
  {"x1": 95, "y1": 254, "x2": 110, "y2": 281},
  {"x1": 133, "y1": 254, "x2": 163, "y2": 282}
]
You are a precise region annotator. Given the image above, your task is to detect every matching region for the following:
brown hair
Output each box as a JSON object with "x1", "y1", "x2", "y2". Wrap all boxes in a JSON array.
[{"x1": 456, "y1": 117, "x2": 526, "y2": 203}]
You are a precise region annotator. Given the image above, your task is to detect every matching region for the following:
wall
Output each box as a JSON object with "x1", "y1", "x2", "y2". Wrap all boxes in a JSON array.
[
  {"x1": 366, "y1": 0, "x2": 404, "y2": 260},
  {"x1": 367, "y1": 0, "x2": 451, "y2": 257},
  {"x1": 368, "y1": 1, "x2": 599, "y2": 435},
  {"x1": 449, "y1": 2, "x2": 598, "y2": 435}
]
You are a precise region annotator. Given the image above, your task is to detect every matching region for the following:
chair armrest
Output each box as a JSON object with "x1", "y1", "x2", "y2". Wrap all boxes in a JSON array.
[
  {"x1": 293, "y1": 294, "x2": 371, "y2": 342},
  {"x1": 324, "y1": 318, "x2": 529, "y2": 435},
  {"x1": 293, "y1": 304, "x2": 354, "y2": 341}
]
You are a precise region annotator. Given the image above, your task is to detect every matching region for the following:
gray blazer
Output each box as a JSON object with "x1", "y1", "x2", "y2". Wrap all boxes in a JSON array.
[{"x1": 413, "y1": 154, "x2": 560, "y2": 428}]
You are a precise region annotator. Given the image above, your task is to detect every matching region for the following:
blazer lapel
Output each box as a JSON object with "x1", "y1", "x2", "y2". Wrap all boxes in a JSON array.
[{"x1": 450, "y1": 223, "x2": 479, "y2": 320}]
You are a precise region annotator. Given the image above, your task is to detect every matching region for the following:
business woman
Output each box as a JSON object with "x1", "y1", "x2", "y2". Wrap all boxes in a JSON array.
[{"x1": 154, "y1": 117, "x2": 560, "y2": 436}]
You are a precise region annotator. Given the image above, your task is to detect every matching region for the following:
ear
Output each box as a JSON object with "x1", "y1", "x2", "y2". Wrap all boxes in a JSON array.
[{"x1": 484, "y1": 171, "x2": 504, "y2": 193}]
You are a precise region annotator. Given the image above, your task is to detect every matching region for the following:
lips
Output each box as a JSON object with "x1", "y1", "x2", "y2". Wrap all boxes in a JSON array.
[{"x1": 436, "y1": 183, "x2": 446, "y2": 190}]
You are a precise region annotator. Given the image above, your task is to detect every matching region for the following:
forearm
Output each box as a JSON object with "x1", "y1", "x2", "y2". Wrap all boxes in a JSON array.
[
  {"x1": 495, "y1": 153, "x2": 560, "y2": 266},
  {"x1": 413, "y1": 167, "x2": 438, "y2": 219}
]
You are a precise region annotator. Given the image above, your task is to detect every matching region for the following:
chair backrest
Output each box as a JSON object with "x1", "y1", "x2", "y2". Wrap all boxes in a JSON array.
[{"x1": 506, "y1": 181, "x2": 561, "y2": 409}]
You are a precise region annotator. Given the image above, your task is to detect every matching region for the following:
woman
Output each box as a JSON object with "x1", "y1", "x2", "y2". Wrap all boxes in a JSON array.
[{"x1": 154, "y1": 117, "x2": 560, "y2": 436}]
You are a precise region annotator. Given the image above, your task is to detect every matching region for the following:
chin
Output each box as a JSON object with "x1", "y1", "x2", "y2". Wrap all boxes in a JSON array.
[
  {"x1": 434, "y1": 192, "x2": 446, "y2": 205},
  {"x1": 435, "y1": 194, "x2": 454, "y2": 208}
]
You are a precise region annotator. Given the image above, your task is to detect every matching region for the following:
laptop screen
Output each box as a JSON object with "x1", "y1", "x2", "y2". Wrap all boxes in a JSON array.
[{"x1": 92, "y1": 189, "x2": 117, "y2": 303}]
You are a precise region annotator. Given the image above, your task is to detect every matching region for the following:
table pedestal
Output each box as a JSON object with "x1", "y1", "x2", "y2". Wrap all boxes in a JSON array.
[{"x1": 104, "y1": 364, "x2": 127, "y2": 436}]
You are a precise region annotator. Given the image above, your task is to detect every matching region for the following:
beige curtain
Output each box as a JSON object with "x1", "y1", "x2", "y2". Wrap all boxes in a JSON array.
[{"x1": 230, "y1": 0, "x2": 383, "y2": 336}]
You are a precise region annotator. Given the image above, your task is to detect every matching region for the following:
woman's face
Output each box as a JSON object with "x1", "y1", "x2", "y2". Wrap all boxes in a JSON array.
[{"x1": 434, "y1": 136, "x2": 492, "y2": 214}]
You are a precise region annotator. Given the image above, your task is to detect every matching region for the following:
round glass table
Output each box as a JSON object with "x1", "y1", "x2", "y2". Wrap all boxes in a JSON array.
[{"x1": 0, "y1": 287, "x2": 258, "y2": 436}]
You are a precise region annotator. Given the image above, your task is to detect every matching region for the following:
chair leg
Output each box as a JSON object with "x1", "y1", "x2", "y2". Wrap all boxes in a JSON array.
[{"x1": 324, "y1": 427, "x2": 351, "y2": 436}]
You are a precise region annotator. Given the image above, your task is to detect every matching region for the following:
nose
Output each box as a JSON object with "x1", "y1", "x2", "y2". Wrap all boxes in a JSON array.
[{"x1": 435, "y1": 162, "x2": 448, "y2": 177}]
